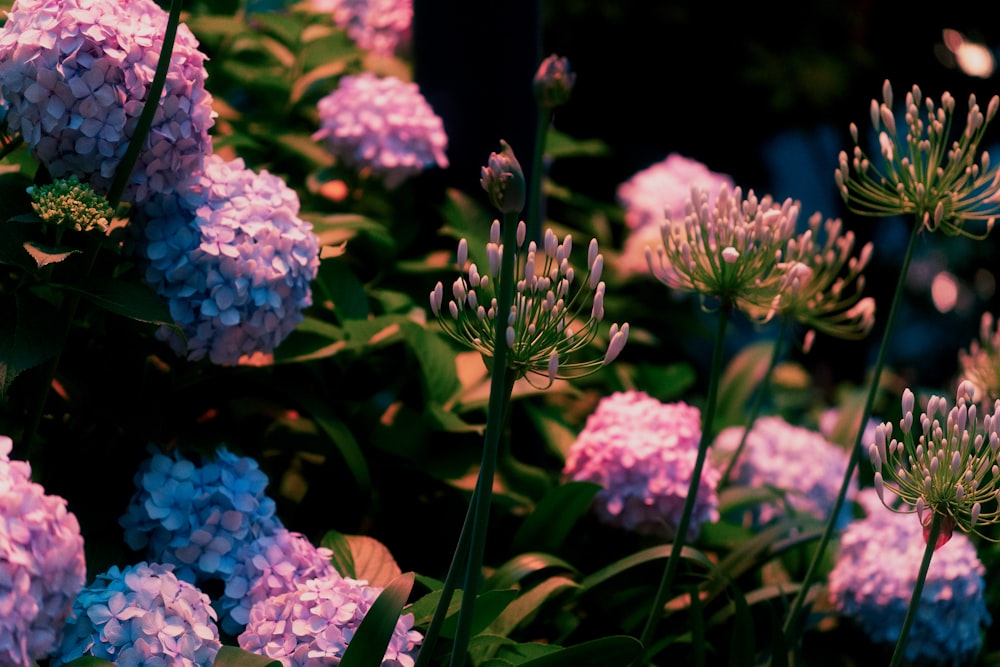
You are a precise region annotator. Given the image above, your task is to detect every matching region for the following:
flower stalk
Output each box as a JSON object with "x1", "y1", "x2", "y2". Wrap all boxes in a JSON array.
[{"x1": 889, "y1": 512, "x2": 941, "y2": 667}]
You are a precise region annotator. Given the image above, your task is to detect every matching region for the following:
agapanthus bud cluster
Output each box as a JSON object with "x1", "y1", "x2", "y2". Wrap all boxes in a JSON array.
[
  {"x1": 238, "y1": 575, "x2": 423, "y2": 667},
  {"x1": 131, "y1": 154, "x2": 321, "y2": 366},
  {"x1": 868, "y1": 380, "x2": 1000, "y2": 546},
  {"x1": 959, "y1": 311, "x2": 1000, "y2": 403},
  {"x1": 119, "y1": 445, "x2": 282, "y2": 584},
  {"x1": 828, "y1": 490, "x2": 989, "y2": 666},
  {"x1": 0, "y1": 435, "x2": 86, "y2": 667},
  {"x1": 713, "y1": 416, "x2": 858, "y2": 527},
  {"x1": 309, "y1": 0, "x2": 412, "y2": 56},
  {"x1": 646, "y1": 184, "x2": 799, "y2": 319},
  {"x1": 53, "y1": 561, "x2": 222, "y2": 667},
  {"x1": 28, "y1": 175, "x2": 113, "y2": 234},
  {"x1": 835, "y1": 79, "x2": 1000, "y2": 238},
  {"x1": 562, "y1": 391, "x2": 720, "y2": 540},
  {"x1": 312, "y1": 73, "x2": 448, "y2": 189},
  {"x1": 0, "y1": 0, "x2": 216, "y2": 204},
  {"x1": 430, "y1": 220, "x2": 629, "y2": 384},
  {"x1": 533, "y1": 54, "x2": 576, "y2": 110}
]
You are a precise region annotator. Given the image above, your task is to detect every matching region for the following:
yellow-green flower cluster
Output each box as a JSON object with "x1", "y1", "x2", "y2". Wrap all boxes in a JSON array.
[
  {"x1": 431, "y1": 220, "x2": 628, "y2": 385},
  {"x1": 869, "y1": 380, "x2": 1000, "y2": 545},
  {"x1": 28, "y1": 175, "x2": 113, "y2": 234},
  {"x1": 959, "y1": 312, "x2": 1000, "y2": 403},
  {"x1": 835, "y1": 79, "x2": 1000, "y2": 238}
]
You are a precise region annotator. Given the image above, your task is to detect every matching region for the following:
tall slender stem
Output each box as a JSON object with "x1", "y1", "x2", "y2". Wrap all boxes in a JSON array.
[
  {"x1": 782, "y1": 220, "x2": 923, "y2": 645},
  {"x1": 526, "y1": 107, "x2": 549, "y2": 244},
  {"x1": 888, "y1": 513, "x2": 940, "y2": 667},
  {"x1": 634, "y1": 302, "x2": 730, "y2": 664}
]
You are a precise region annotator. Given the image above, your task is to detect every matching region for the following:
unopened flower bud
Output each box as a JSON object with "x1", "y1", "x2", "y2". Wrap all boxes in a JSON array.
[
  {"x1": 533, "y1": 54, "x2": 576, "y2": 110},
  {"x1": 480, "y1": 140, "x2": 526, "y2": 214}
]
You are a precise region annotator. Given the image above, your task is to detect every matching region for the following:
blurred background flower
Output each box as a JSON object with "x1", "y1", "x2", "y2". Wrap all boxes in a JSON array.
[{"x1": 309, "y1": 0, "x2": 413, "y2": 57}]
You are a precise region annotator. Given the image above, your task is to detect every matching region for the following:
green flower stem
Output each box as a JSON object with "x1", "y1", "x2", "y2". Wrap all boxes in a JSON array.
[
  {"x1": 719, "y1": 316, "x2": 789, "y2": 486},
  {"x1": 889, "y1": 512, "x2": 941, "y2": 667},
  {"x1": 526, "y1": 106, "x2": 549, "y2": 244},
  {"x1": 448, "y1": 209, "x2": 520, "y2": 667},
  {"x1": 781, "y1": 218, "x2": 923, "y2": 645},
  {"x1": 634, "y1": 301, "x2": 731, "y2": 665}
]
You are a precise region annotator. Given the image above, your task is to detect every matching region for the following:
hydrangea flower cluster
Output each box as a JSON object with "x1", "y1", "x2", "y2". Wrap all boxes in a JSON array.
[
  {"x1": 29, "y1": 175, "x2": 113, "y2": 234},
  {"x1": 0, "y1": 0, "x2": 216, "y2": 204},
  {"x1": 238, "y1": 575, "x2": 423, "y2": 667},
  {"x1": 959, "y1": 311, "x2": 1000, "y2": 403},
  {"x1": 119, "y1": 444, "x2": 282, "y2": 584},
  {"x1": 216, "y1": 528, "x2": 337, "y2": 636},
  {"x1": 131, "y1": 154, "x2": 321, "y2": 365},
  {"x1": 713, "y1": 416, "x2": 858, "y2": 527},
  {"x1": 310, "y1": 0, "x2": 412, "y2": 56},
  {"x1": 562, "y1": 391, "x2": 720, "y2": 540},
  {"x1": 312, "y1": 73, "x2": 448, "y2": 189},
  {"x1": 0, "y1": 435, "x2": 86, "y2": 667},
  {"x1": 53, "y1": 561, "x2": 222, "y2": 666},
  {"x1": 828, "y1": 490, "x2": 990, "y2": 666}
]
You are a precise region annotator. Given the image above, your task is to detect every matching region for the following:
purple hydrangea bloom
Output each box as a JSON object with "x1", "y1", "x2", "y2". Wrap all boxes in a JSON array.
[
  {"x1": 310, "y1": 0, "x2": 412, "y2": 56},
  {"x1": 713, "y1": 416, "x2": 858, "y2": 527},
  {"x1": 312, "y1": 73, "x2": 448, "y2": 189},
  {"x1": 52, "y1": 561, "x2": 222, "y2": 667},
  {"x1": 238, "y1": 575, "x2": 423, "y2": 667},
  {"x1": 119, "y1": 445, "x2": 282, "y2": 584},
  {"x1": 562, "y1": 391, "x2": 720, "y2": 540},
  {"x1": 616, "y1": 153, "x2": 734, "y2": 231},
  {"x1": 217, "y1": 528, "x2": 337, "y2": 636},
  {"x1": 828, "y1": 489, "x2": 990, "y2": 665},
  {"x1": 0, "y1": 0, "x2": 215, "y2": 204},
  {"x1": 0, "y1": 435, "x2": 86, "y2": 667},
  {"x1": 131, "y1": 154, "x2": 321, "y2": 365}
]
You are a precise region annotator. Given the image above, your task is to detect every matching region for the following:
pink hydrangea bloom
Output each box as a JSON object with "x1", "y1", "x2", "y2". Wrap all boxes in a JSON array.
[
  {"x1": 312, "y1": 73, "x2": 448, "y2": 189},
  {"x1": 131, "y1": 154, "x2": 321, "y2": 365},
  {"x1": 0, "y1": 435, "x2": 86, "y2": 667},
  {"x1": 616, "y1": 153, "x2": 734, "y2": 230},
  {"x1": 562, "y1": 391, "x2": 720, "y2": 540},
  {"x1": 238, "y1": 575, "x2": 423, "y2": 667},
  {"x1": 0, "y1": 0, "x2": 215, "y2": 204},
  {"x1": 310, "y1": 0, "x2": 412, "y2": 56}
]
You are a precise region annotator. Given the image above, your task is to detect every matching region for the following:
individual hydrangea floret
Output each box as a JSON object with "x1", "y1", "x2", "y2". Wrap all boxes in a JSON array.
[
  {"x1": 310, "y1": 0, "x2": 412, "y2": 56},
  {"x1": 216, "y1": 528, "x2": 338, "y2": 636},
  {"x1": 53, "y1": 561, "x2": 222, "y2": 667},
  {"x1": 312, "y1": 73, "x2": 448, "y2": 189},
  {"x1": 238, "y1": 575, "x2": 423, "y2": 667},
  {"x1": 617, "y1": 153, "x2": 734, "y2": 231},
  {"x1": 119, "y1": 444, "x2": 282, "y2": 584},
  {"x1": 828, "y1": 489, "x2": 990, "y2": 666},
  {"x1": 713, "y1": 416, "x2": 858, "y2": 527},
  {"x1": 28, "y1": 175, "x2": 114, "y2": 234},
  {"x1": 0, "y1": 435, "x2": 86, "y2": 667},
  {"x1": 0, "y1": 0, "x2": 216, "y2": 204},
  {"x1": 562, "y1": 391, "x2": 720, "y2": 540},
  {"x1": 131, "y1": 154, "x2": 321, "y2": 365}
]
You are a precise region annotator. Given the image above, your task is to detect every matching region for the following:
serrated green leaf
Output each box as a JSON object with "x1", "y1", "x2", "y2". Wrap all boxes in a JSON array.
[
  {"x1": 339, "y1": 571, "x2": 415, "y2": 667},
  {"x1": 318, "y1": 531, "x2": 402, "y2": 587},
  {"x1": 23, "y1": 241, "x2": 80, "y2": 268},
  {"x1": 510, "y1": 481, "x2": 601, "y2": 554},
  {"x1": 213, "y1": 645, "x2": 282, "y2": 667}
]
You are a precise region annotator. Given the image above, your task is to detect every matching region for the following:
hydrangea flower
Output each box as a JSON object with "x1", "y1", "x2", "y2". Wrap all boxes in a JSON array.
[
  {"x1": 238, "y1": 575, "x2": 423, "y2": 667},
  {"x1": 119, "y1": 445, "x2": 282, "y2": 584},
  {"x1": 216, "y1": 528, "x2": 337, "y2": 636},
  {"x1": 828, "y1": 489, "x2": 990, "y2": 666},
  {"x1": 312, "y1": 73, "x2": 448, "y2": 189},
  {"x1": 310, "y1": 0, "x2": 412, "y2": 56},
  {"x1": 713, "y1": 416, "x2": 858, "y2": 527},
  {"x1": 562, "y1": 391, "x2": 720, "y2": 540},
  {"x1": 616, "y1": 153, "x2": 734, "y2": 231},
  {"x1": 130, "y1": 154, "x2": 321, "y2": 365},
  {"x1": 0, "y1": 0, "x2": 215, "y2": 204},
  {"x1": 53, "y1": 561, "x2": 222, "y2": 667},
  {"x1": 0, "y1": 435, "x2": 86, "y2": 667},
  {"x1": 29, "y1": 175, "x2": 114, "y2": 234}
]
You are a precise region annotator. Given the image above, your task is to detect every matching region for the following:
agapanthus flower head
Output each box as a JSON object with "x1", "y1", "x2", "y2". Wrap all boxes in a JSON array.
[
  {"x1": 119, "y1": 444, "x2": 282, "y2": 584},
  {"x1": 430, "y1": 219, "x2": 629, "y2": 385},
  {"x1": 216, "y1": 528, "x2": 337, "y2": 637},
  {"x1": 713, "y1": 416, "x2": 858, "y2": 527},
  {"x1": 0, "y1": 435, "x2": 86, "y2": 667},
  {"x1": 309, "y1": 0, "x2": 412, "y2": 56},
  {"x1": 835, "y1": 79, "x2": 1000, "y2": 238},
  {"x1": 53, "y1": 561, "x2": 222, "y2": 667},
  {"x1": 828, "y1": 489, "x2": 990, "y2": 666},
  {"x1": 959, "y1": 311, "x2": 1000, "y2": 403},
  {"x1": 480, "y1": 139, "x2": 526, "y2": 214},
  {"x1": 617, "y1": 153, "x2": 734, "y2": 231},
  {"x1": 312, "y1": 72, "x2": 448, "y2": 189},
  {"x1": 533, "y1": 54, "x2": 576, "y2": 110},
  {"x1": 868, "y1": 380, "x2": 1000, "y2": 547},
  {"x1": 130, "y1": 154, "x2": 321, "y2": 366},
  {"x1": 646, "y1": 184, "x2": 799, "y2": 320},
  {"x1": 0, "y1": 0, "x2": 216, "y2": 204},
  {"x1": 238, "y1": 574, "x2": 423, "y2": 667},
  {"x1": 28, "y1": 175, "x2": 113, "y2": 234},
  {"x1": 562, "y1": 391, "x2": 720, "y2": 540}
]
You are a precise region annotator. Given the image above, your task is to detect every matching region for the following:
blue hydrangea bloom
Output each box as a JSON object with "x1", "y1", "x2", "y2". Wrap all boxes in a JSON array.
[
  {"x1": 0, "y1": 435, "x2": 87, "y2": 667},
  {"x1": 828, "y1": 489, "x2": 991, "y2": 665},
  {"x1": 52, "y1": 561, "x2": 222, "y2": 667},
  {"x1": 131, "y1": 154, "x2": 321, "y2": 365},
  {"x1": 216, "y1": 528, "x2": 337, "y2": 636},
  {"x1": 238, "y1": 574, "x2": 423, "y2": 667},
  {"x1": 310, "y1": 0, "x2": 412, "y2": 56},
  {"x1": 119, "y1": 445, "x2": 282, "y2": 584}
]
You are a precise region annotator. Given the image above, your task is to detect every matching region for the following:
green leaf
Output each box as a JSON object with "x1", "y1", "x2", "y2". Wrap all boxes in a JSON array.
[
  {"x1": 320, "y1": 530, "x2": 403, "y2": 587},
  {"x1": 439, "y1": 588, "x2": 519, "y2": 638},
  {"x1": 544, "y1": 129, "x2": 611, "y2": 159},
  {"x1": 726, "y1": 580, "x2": 755, "y2": 667},
  {"x1": 516, "y1": 636, "x2": 643, "y2": 667},
  {"x1": 0, "y1": 292, "x2": 64, "y2": 397},
  {"x1": 59, "y1": 658, "x2": 117, "y2": 667},
  {"x1": 214, "y1": 645, "x2": 282, "y2": 667},
  {"x1": 23, "y1": 241, "x2": 80, "y2": 268},
  {"x1": 484, "y1": 553, "x2": 579, "y2": 592},
  {"x1": 715, "y1": 340, "x2": 775, "y2": 429},
  {"x1": 511, "y1": 481, "x2": 601, "y2": 554},
  {"x1": 0, "y1": 221, "x2": 36, "y2": 271},
  {"x1": 320, "y1": 528, "x2": 356, "y2": 579},
  {"x1": 316, "y1": 257, "x2": 369, "y2": 320},
  {"x1": 339, "y1": 571, "x2": 415, "y2": 667},
  {"x1": 580, "y1": 545, "x2": 714, "y2": 592},
  {"x1": 52, "y1": 277, "x2": 174, "y2": 326},
  {"x1": 482, "y1": 576, "x2": 580, "y2": 639}
]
